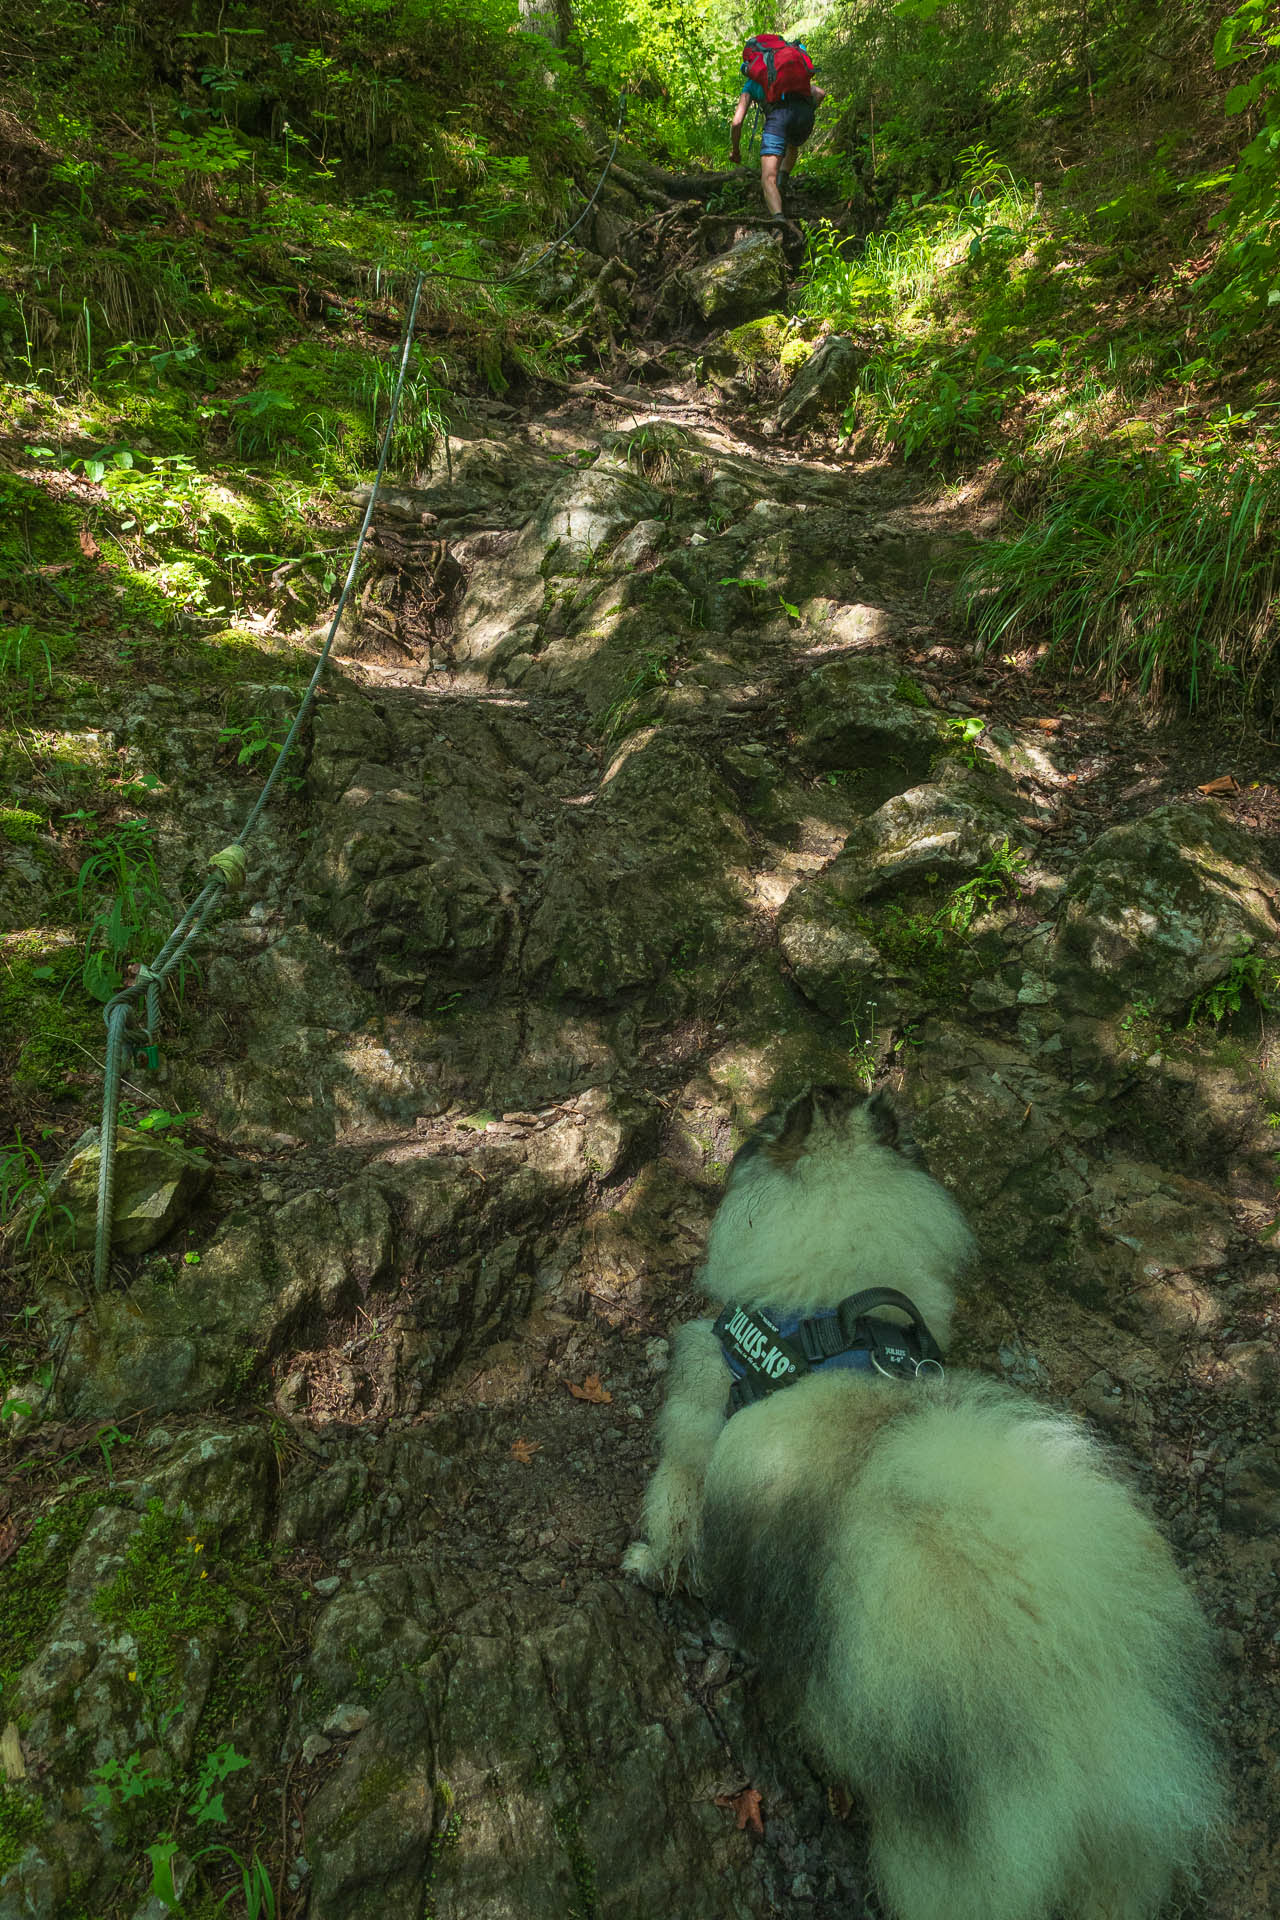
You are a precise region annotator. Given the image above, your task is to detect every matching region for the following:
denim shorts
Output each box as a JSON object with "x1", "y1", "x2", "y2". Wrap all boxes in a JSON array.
[{"x1": 760, "y1": 97, "x2": 815, "y2": 157}]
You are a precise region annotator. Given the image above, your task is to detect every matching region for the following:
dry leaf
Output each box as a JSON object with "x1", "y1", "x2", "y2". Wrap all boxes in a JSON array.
[
  {"x1": 510, "y1": 1437, "x2": 541, "y2": 1464},
  {"x1": 0, "y1": 1517, "x2": 20, "y2": 1568},
  {"x1": 0, "y1": 1723, "x2": 24, "y2": 1782},
  {"x1": 1197, "y1": 775, "x2": 1237, "y2": 795},
  {"x1": 1030, "y1": 717, "x2": 1062, "y2": 732},
  {"x1": 566, "y1": 1373, "x2": 613, "y2": 1405},
  {"x1": 78, "y1": 525, "x2": 100, "y2": 561},
  {"x1": 716, "y1": 1785, "x2": 764, "y2": 1834}
]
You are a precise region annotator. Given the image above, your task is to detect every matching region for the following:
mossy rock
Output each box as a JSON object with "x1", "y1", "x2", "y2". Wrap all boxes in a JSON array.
[
  {"x1": 720, "y1": 314, "x2": 789, "y2": 366},
  {"x1": 44, "y1": 1126, "x2": 212, "y2": 1257}
]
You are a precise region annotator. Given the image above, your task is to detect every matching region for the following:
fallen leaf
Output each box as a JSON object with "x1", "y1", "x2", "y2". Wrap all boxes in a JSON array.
[
  {"x1": 78, "y1": 525, "x2": 100, "y2": 561},
  {"x1": 1197, "y1": 775, "x2": 1237, "y2": 795},
  {"x1": 566, "y1": 1373, "x2": 612, "y2": 1404},
  {"x1": 716, "y1": 1785, "x2": 764, "y2": 1834},
  {"x1": 1030, "y1": 717, "x2": 1062, "y2": 732},
  {"x1": 0, "y1": 1517, "x2": 21, "y2": 1568},
  {"x1": 0, "y1": 1723, "x2": 25, "y2": 1782},
  {"x1": 510, "y1": 1437, "x2": 541, "y2": 1464}
]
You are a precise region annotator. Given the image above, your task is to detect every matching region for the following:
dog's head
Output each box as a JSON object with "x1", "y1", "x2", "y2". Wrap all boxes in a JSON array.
[
  {"x1": 731, "y1": 1085, "x2": 928, "y2": 1182},
  {"x1": 704, "y1": 1084, "x2": 971, "y2": 1328}
]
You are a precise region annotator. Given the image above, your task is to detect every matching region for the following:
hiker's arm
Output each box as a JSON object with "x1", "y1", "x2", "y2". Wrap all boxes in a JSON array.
[
  {"x1": 812, "y1": 84, "x2": 827, "y2": 106},
  {"x1": 729, "y1": 90, "x2": 751, "y2": 163}
]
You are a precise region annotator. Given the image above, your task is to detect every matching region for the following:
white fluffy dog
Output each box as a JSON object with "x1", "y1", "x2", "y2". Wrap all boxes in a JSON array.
[{"x1": 625, "y1": 1085, "x2": 1225, "y2": 1920}]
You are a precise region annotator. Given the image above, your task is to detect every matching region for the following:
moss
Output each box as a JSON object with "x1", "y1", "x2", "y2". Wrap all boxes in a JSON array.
[
  {"x1": 0, "y1": 1784, "x2": 44, "y2": 1878},
  {"x1": 893, "y1": 674, "x2": 932, "y2": 709},
  {"x1": 0, "y1": 475, "x2": 80, "y2": 582},
  {"x1": 720, "y1": 315, "x2": 788, "y2": 366},
  {"x1": 0, "y1": 808, "x2": 43, "y2": 845},
  {"x1": 0, "y1": 1488, "x2": 110, "y2": 1702},
  {"x1": 176, "y1": 627, "x2": 311, "y2": 686},
  {"x1": 778, "y1": 333, "x2": 817, "y2": 375},
  {"x1": 552, "y1": 1793, "x2": 597, "y2": 1919},
  {"x1": 93, "y1": 1499, "x2": 238, "y2": 1718},
  {"x1": 0, "y1": 938, "x2": 103, "y2": 1101},
  {"x1": 326, "y1": 1756, "x2": 411, "y2": 1849}
]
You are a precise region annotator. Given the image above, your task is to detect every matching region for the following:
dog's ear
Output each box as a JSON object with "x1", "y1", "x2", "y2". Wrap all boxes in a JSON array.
[
  {"x1": 867, "y1": 1090, "x2": 927, "y2": 1166},
  {"x1": 759, "y1": 1089, "x2": 815, "y2": 1168}
]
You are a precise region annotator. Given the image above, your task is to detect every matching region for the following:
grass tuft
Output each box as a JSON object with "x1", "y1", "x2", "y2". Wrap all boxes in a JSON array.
[{"x1": 963, "y1": 450, "x2": 1280, "y2": 707}]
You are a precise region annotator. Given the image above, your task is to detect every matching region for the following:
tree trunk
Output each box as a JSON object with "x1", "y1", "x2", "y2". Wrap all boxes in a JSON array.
[{"x1": 518, "y1": 0, "x2": 573, "y2": 49}]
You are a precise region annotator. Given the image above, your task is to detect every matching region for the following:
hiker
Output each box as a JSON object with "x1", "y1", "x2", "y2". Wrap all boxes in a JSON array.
[{"x1": 730, "y1": 34, "x2": 826, "y2": 219}]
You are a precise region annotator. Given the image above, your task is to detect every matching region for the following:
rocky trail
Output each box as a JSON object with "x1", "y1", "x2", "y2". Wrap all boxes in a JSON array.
[{"x1": 3, "y1": 171, "x2": 1279, "y2": 1920}]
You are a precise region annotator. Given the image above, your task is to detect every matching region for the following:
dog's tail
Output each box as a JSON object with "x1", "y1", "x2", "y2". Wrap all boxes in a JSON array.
[{"x1": 805, "y1": 1381, "x2": 1228, "y2": 1920}]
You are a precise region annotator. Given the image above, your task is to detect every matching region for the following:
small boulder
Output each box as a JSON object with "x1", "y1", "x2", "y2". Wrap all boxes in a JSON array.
[
  {"x1": 775, "y1": 333, "x2": 861, "y2": 434},
  {"x1": 1054, "y1": 803, "x2": 1280, "y2": 1013},
  {"x1": 46, "y1": 1127, "x2": 211, "y2": 1257},
  {"x1": 682, "y1": 233, "x2": 787, "y2": 325},
  {"x1": 794, "y1": 657, "x2": 946, "y2": 794}
]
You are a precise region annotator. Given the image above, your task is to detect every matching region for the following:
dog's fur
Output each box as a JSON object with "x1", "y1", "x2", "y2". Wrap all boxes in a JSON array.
[{"x1": 624, "y1": 1086, "x2": 1225, "y2": 1920}]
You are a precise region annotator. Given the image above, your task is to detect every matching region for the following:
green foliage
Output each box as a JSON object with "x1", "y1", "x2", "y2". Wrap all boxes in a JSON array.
[
  {"x1": 71, "y1": 816, "x2": 170, "y2": 1003},
  {"x1": 0, "y1": 1127, "x2": 70, "y2": 1249},
  {"x1": 963, "y1": 450, "x2": 1280, "y2": 707},
  {"x1": 1187, "y1": 947, "x2": 1278, "y2": 1026},
  {"x1": 943, "y1": 715, "x2": 986, "y2": 764},
  {"x1": 578, "y1": 0, "x2": 738, "y2": 164},
  {"x1": 938, "y1": 838, "x2": 1028, "y2": 935},
  {"x1": 1208, "y1": 0, "x2": 1280, "y2": 319},
  {"x1": 0, "y1": 1784, "x2": 44, "y2": 1878},
  {"x1": 860, "y1": 841, "x2": 1026, "y2": 995},
  {"x1": 93, "y1": 1499, "x2": 236, "y2": 1717},
  {"x1": 93, "y1": 1738, "x2": 275, "y2": 1918},
  {"x1": 0, "y1": 626, "x2": 57, "y2": 707},
  {"x1": 597, "y1": 644, "x2": 678, "y2": 741}
]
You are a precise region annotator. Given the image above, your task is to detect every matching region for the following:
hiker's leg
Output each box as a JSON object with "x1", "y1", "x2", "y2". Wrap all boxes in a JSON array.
[
  {"x1": 779, "y1": 101, "x2": 815, "y2": 191},
  {"x1": 759, "y1": 105, "x2": 788, "y2": 215},
  {"x1": 760, "y1": 152, "x2": 783, "y2": 217}
]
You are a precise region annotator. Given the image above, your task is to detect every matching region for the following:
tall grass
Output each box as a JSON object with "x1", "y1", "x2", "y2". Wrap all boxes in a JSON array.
[
  {"x1": 799, "y1": 150, "x2": 1038, "y2": 330},
  {"x1": 963, "y1": 450, "x2": 1280, "y2": 708}
]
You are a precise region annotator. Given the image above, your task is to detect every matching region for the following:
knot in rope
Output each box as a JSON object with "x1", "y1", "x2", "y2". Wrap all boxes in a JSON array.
[{"x1": 208, "y1": 844, "x2": 249, "y2": 891}]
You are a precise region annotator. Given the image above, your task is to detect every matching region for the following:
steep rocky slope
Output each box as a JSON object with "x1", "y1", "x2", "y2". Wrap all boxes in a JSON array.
[{"x1": 2, "y1": 185, "x2": 1278, "y2": 1920}]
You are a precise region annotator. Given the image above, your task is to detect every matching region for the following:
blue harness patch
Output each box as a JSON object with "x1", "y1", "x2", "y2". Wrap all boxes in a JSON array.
[{"x1": 713, "y1": 1287, "x2": 944, "y2": 1418}]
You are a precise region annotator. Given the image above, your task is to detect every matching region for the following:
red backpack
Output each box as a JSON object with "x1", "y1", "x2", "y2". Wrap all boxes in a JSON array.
[{"x1": 742, "y1": 34, "x2": 814, "y2": 105}]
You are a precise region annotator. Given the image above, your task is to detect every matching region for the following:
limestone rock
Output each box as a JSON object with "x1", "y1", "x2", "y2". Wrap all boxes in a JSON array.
[
  {"x1": 775, "y1": 333, "x2": 861, "y2": 434},
  {"x1": 793, "y1": 657, "x2": 946, "y2": 797},
  {"x1": 49, "y1": 1177, "x2": 396, "y2": 1420},
  {"x1": 1054, "y1": 802, "x2": 1280, "y2": 1013},
  {"x1": 777, "y1": 765, "x2": 1025, "y2": 1023},
  {"x1": 303, "y1": 1577, "x2": 757, "y2": 1920},
  {"x1": 833, "y1": 772, "x2": 1025, "y2": 899},
  {"x1": 45, "y1": 1127, "x2": 212, "y2": 1257},
  {"x1": 682, "y1": 233, "x2": 787, "y2": 325},
  {"x1": 521, "y1": 734, "x2": 751, "y2": 1000},
  {"x1": 778, "y1": 896, "x2": 881, "y2": 1021}
]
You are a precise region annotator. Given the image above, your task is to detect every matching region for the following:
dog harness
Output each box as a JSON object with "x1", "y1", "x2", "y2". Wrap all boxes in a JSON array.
[{"x1": 713, "y1": 1287, "x2": 944, "y2": 1417}]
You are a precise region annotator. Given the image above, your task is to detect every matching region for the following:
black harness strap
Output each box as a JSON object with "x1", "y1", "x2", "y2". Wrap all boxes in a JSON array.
[{"x1": 714, "y1": 1287, "x2": 944, "y2": 1417}]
